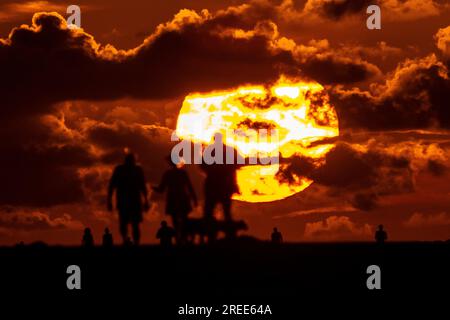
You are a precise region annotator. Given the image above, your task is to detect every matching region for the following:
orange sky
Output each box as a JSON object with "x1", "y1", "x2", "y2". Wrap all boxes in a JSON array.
[{"x1": 0, "y1": 0, "x2": 450, "y2": 245}]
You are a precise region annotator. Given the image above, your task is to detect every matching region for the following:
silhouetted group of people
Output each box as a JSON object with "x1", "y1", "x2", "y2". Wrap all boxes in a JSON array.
[
  {"x1": 82, "y1": 227, "x2": 114, "y2": 248},
  {"x1": 105, "y1": 134, "x2": 244, "y2": 246},
  {"x1": 82, "y1": 223, "x2": 388, "y2": 247},
  {"x1": 101, "y1": 136, "x2": 389, "y2": 247}
]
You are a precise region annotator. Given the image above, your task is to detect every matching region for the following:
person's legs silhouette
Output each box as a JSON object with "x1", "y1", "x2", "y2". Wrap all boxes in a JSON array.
[
  {"x1": 222, "y1": 197, "x2": 232, "y2": 221},
  {"x1": 204, "y1": 195, "x2": 218, "y2": 243},
  {"x1": 204, "y1": 195, "x2": 216, "y2": 220},
  {"x1": 119, "y1": 216, "x2": 128, "y2": 244}
]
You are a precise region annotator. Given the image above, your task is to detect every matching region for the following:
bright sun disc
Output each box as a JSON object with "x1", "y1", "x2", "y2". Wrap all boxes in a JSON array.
[{"x1": 176, "y1": 78, "x2": 339, "y2": 203}]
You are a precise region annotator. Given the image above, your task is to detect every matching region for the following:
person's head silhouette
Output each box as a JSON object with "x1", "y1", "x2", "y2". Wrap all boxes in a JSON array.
[
  {"x1": 124, "y1": 153, "x2": 136, "y2": 166},
  {"x1": 161, "y1": 220, "x2": 168, "y2": 227},
  {"x1": 84, "y1": 227, "x2": 92, "y2": 235},
  {"x1": 378, "y1": 224, "x2": 384, "y2": 231},
  {"x1": 104, "y1": 227, "x2": 110, "y2": 234}
]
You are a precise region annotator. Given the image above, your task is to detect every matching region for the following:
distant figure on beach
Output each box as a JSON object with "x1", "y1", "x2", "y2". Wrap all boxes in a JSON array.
[
  {"x1": 201, "y1": 133, "x2": 243, "y2": 240},
  {"x1": 156, "y1": 220, "x2": 175, "y2": 247},
  {"x1": 153, "y1": 156, "x2": 197, "y2": 245},
  {"x1": 107, "y1": 153, "x2": 149, "y2": 246},
  {"x1": 375, "y1": 225, "x2": 388, "y2": 244},
  {"x1": 15, "y1": 241, "x2": 25, "y2": 248},
  {"x1": 102, "y1": 228, "x2": 114, "y2": 248},
  {"x1": 271, "y1": 227, "x2": 283, "y2": 244},
  {"x1": 82, "y1": 228, "x2": 94, "y2": 247}
]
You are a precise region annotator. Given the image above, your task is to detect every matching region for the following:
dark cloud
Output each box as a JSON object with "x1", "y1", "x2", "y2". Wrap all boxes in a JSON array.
[
  {"x1": 293, "y1": 39, "x2": 381, "y2": 84},
  {"x1": 237, "y1": 119, "x2": 277, "y2": 130},
  {"x1": 0, "y1": 140, "x2": 94, "y2": 207},
  {"x1": 0, "y1": 11, "x2": 296, "y2": 114},
  {"x1": 277, "y1": 142, "x2": 423, "y2": 210},
  {"x1": 312, "y1": 143, "x2": 377, "y2": 189},
  {"x1": 304, "y1": 215, "x2": 372, "y2": 241},
  {"x1": 86, "y1": 122, "x2": 175, "y2": 181},
  {"x1": 404, "y1": 211, "x2": 450, "y2": 228},
  {"x1": 351, "y1": 192, "x2": 378, "y2": 211},
  {"x1": 435, "y1": 25, "x2": 450, "y2": 57},
  {"x1": 330, "y1": 54, "x2": 450, "y2": 130},
  {"x1": 300, "y1": 53, "x2": 381, "y2": 84},
  {"x1": 427, "y1": 159, "x2": 447, "y2": 176},
  {"x1": 278, "y1": 143, "x2": 377, "y2": 190},
  {"x1": 304, "y1": 0, "x2": 376, "y2": 20},
  {"x1": 301, "y1": 0, "x2": 443, "y2": 21},
  {"x1": 0, "y1": 9, "x2": 380, "y2": 116}
]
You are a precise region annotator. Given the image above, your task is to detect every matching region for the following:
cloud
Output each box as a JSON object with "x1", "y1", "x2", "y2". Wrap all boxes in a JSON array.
[
  {"x1": 330, "y1": 54, "x2": 450, "y2": 130},
  {"x1": 404, "y1": 211, "x2": 450, "y2": 228},
  {"x1": 245, "y1": 0, "x2": 445, "y2": 25},
  {"x1": 0, "y1": 1, "x2": 67, "y2": 22},
  {"x1": 300, "y1": 0, "x2": 442, "y2": 21},
  {"x1": 278, "y1": 142, "x2": 396, "y2": 191},
  {"x1": 64, "y1": 111, "x2": 182, "y2": 208},
  {"x1": 0, "y1": 8, "x2": 380, "y2": 117},
  {"x1": 302, "y1": 0, "x2": 375, "y2": 20},
  {"x1": 351, "y1": 192, "x2": 379, "y2": 211},
  {"x1": 427, "y1": 158, "x2": 447, "y2": 176},
  {"x1": 0, "y1": 99, "x2": 177, "y2": 208},
  {"x1": 0, "y1": 210, "x2": 84, "y2": 231},
  {"x1": 0, "y1": 142, "x2": 95, "y2": 207},
  {"x1": 277, "y1": 138, "x2": 448, "y2": 210},
  {"x1": 273, "y1": 205, "x2": 357, "y2": 219},
  {"x1": 435, "y1": 25, "x2": 450, "y2": 57},
  {"x1": 290, "y1": 39, "x2": 381, "y2": 84},
  {"x1": 0, "y1": 11, "x2": 297, "y2": 111},
  {"x1": 382, "y1": 0, "x2": 441, "y2": 21},
  {"x1": 304, "y1": 215, "x2": 373, "y2": 241}
]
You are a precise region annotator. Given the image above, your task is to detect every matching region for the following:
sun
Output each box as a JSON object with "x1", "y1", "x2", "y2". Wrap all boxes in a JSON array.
[{"x1": 176, "y1": 77, "x2": 339, "y2": 202}]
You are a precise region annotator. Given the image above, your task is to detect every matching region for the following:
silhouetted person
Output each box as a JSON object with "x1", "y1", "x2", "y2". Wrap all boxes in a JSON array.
[
  {"x1": 82, "y1": 228, "x2": 94, "y2": 247},
  {"x1": 375, "y1": 224, "x2": 387, "y2": 244},
  {"x1": 201, "y1": 133, "x2": 244, "y2": 240},
  {"x1": 156, "y1": 220, "x2": 175, "y2": 247},
  {"x1": 271, "y1": 227, "x2": 283, "y2": 244},
  {"x1": 153, "y1": 156, "x2": 197, "y2": 245},
  {"x1": 102, "y1": 228, "x2": 114, "y2": 248},
  {"x1": 107, "y1": 153, "x2": 149, "y2": 246}
]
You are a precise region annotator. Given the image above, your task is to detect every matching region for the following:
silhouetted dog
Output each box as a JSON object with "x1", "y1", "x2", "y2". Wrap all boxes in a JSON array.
[{"x1": 184, "y1": 218, "x2": 248, "y2": 243}]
